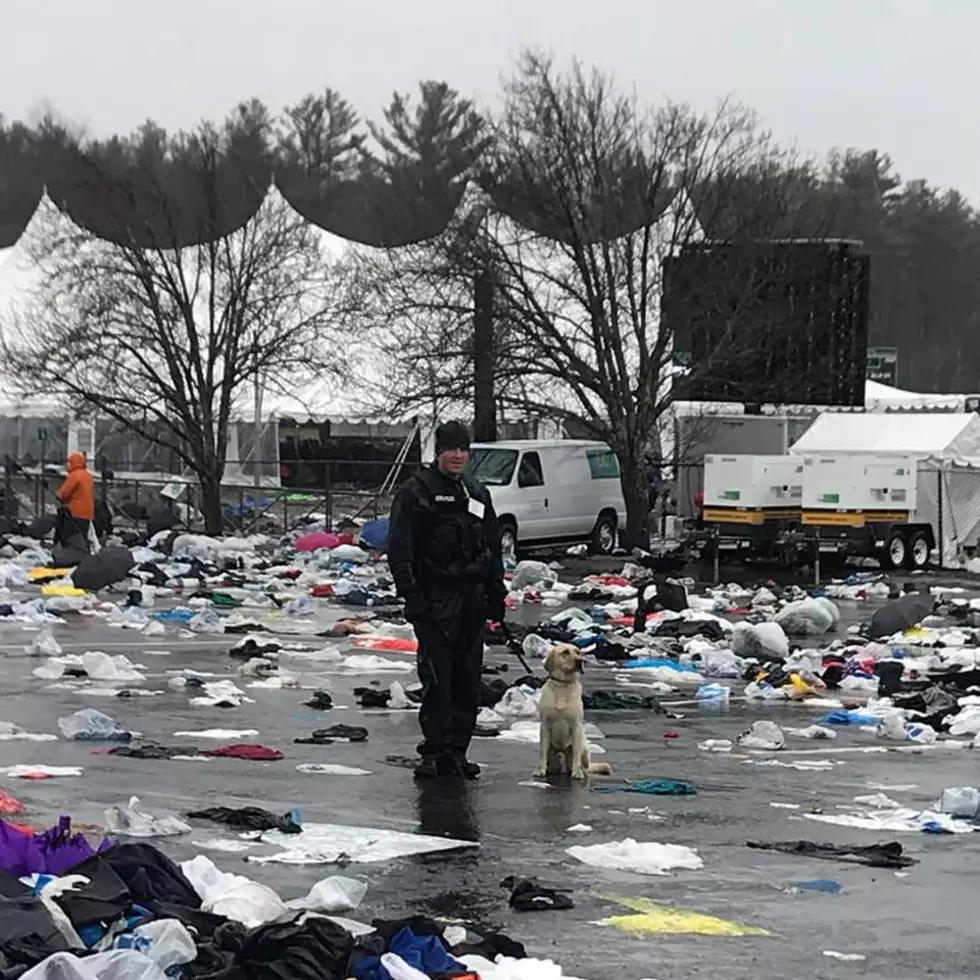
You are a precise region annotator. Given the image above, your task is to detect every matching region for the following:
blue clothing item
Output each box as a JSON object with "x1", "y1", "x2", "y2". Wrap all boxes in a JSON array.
[
  {"x1": 156, "y1": 609, "x2": 194, "y2": 622},
  {"x1": 792, "y1": 879, "x2": 842, "y2": 894},
  {"x1": 592, "y1": 779, "x2": 697, "y2": 796},
  {"x1": 819, "y1": 711, "x2": 880, "y2": 726},
  {"x1": 360, "y1": 518, "x2": 390, "y2": 551},
  {"x1": 571, "y1": 632, "x2": 606, "y2": 649},
  {"x1": 622, "y1": 657, "x2": 699, "y2": 672},
  {"x1": 352, "y1": 927, "x2": 464, "y2": 980}
]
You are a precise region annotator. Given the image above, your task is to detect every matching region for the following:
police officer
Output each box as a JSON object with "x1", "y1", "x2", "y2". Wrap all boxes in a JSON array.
[{"x1": 388, "y1": 421, "x2": 507, "y2": 779}]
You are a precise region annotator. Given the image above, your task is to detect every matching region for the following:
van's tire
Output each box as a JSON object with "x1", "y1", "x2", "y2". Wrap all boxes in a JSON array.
[
  {"x1": 590, "y1": 513, "x2": 618, "y2": 556},
  {"x1": 882, "y1": 530, "x2": 908, "y2": 570},
  {"x1": 906, "y1": 531, "x2": 931, "y2": 570},
  {"x1": 499, "y1": 520, "x2": 518, "y2": 560}
]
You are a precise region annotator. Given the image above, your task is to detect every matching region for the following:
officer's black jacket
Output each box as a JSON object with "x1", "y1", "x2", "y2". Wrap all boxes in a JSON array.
[{"x1": 387, "y1": 464, "x2": 506, "y2": 605}]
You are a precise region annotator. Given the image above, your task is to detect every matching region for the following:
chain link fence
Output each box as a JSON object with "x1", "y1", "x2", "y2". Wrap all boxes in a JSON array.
[{"x1": 0, "y1": 457, "x2": 415, "y2": 536}]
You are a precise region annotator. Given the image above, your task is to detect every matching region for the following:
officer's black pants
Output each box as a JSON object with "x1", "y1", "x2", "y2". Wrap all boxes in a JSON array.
[{"x1": 414, "y1": 584, "x2": 485, "y2": 760}]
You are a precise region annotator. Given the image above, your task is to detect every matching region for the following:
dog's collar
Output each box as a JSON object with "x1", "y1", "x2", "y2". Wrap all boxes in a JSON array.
[{"x1": 545, "y1": 672, "x2": 579, "y2": 685}]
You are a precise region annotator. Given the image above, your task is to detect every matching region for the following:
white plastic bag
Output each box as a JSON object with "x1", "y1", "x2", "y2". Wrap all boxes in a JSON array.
[
  {"x1": 697, "y1": 683, "x2": 730, "y2": 703},
  {"x1": 129, "y1": 919, "x2": 197, "y2": 970},
  {"x1": 285, "y1": 875, "x2": 367, "y2": 912},
  {"x1": 566, "y1": 838, "x2": 703, "y2": 876},
  {"x1": 521, "y1": 634, "x2": 551, "y2": 659},
  {"x1": 737, "y1": 720, "x2": 785, "y2": 751},
  {"x1": 189, "y1": 680, "x2": 250, "y2": 707},
  {"x1": 511, "y1": 561, "x2": 557, "y2": 590},
  {"x1": 699, "y1": 649, "x2": 743, "y2": 678},
  {"x1": 938, "y1": 786, "x2": 980, "y2": 818},
  {"x1": 58, "y1": 708, "x2": 129, "y2": 741},
  {"x1": 27, "y1": 629, "x2": 62, "y2": 658},
  {"x1": 188, "y1": 610, "x2": 225, "y2": 634},
  {"x1": 104, "y1": 796, "x2": 191, "y2": 838},
  {"x1": 494, "y1": 687, "x2": 540, "y2": 719},
  {"x1": 180, "y1": 855, "x2": 288, "y2": 928},
  {"x1": 81, "y1": 651, "x2": 145, "y2": 683},
  {"x1": 284, "y1": 594, "x2": 314, "y2": 617},
  {"x1": 731, "y1": 622, "x2": 789, "y2": 660},
  {"x1": 775, "y1": 598, "x2": 836, "y2": 635},
  {"x1": 380, "y1": 954, "x2": 430, "y2": 980},
  {"x1": 388, "y1": 681, "x2": 412, "y2": 709},
  {"x1": 21, "y1": 950, "x2": 168, "y2": 980},
  {"x1": 876, "y1": 712, "x2": 908, "y2": 741}
]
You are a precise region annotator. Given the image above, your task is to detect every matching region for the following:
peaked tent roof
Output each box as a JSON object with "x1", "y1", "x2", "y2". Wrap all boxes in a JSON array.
[
  {"x1": 864, "y1": 379, "x2": 961, "y2": 411},
  {"x1": 790, "y1": 411, "x2": 980, "y2": 460}
]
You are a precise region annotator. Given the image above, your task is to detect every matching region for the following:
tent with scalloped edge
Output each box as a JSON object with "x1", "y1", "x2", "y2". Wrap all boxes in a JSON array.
[{"x1": 790, "y1": 412, "x2": 980, "y2": 563}]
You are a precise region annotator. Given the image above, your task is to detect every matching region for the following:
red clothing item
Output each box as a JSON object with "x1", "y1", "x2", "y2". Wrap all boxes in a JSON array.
[
  {"x1": 0, "y1": 789, "x2": 25, "y2": 814},
  {"x1": 56, "y1": 452, "x2": 95, "y2": 521},
  {"x1": 201, "y1": 744, "x2": 283, "y2": 761}
]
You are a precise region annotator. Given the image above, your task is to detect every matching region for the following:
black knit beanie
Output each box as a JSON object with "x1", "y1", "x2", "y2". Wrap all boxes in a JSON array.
[{"x1": 435, "y1": 421, "x2": 471, "y2": 456}]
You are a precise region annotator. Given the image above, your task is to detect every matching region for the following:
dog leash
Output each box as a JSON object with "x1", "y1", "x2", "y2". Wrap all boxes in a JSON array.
[{"x1": 500, "y1": 621, "x2": 533, "y2": 675}]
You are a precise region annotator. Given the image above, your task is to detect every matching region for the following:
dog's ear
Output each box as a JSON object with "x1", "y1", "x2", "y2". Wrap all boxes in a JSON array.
[{"x1": 543, "y1": 646, "x2": 556, "y2": 674}]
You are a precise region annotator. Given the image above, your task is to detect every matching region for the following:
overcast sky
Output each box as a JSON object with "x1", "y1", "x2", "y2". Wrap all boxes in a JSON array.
[{"x1": 5, "y1": 0, "x2": 979, "y2": 199}]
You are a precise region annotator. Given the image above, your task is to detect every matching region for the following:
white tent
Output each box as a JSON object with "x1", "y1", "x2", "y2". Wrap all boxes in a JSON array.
[
  {"x1": 674, "y1": 380, "x2": 963, "y2": 420},
  {"x1": 864, "y1": 380, "x2": 963, "y2": 412},
  {"x1": 790, "y1": 412, "x2": 980, "y2": 562},
  {"x1": 790, "y1": 412, "x2": 980, "y2": 460}
]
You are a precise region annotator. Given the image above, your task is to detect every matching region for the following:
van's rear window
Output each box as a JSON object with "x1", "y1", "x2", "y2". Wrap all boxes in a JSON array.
[
  {"x1": 468, "y1": 448, "x2": 519, "y2": 486},
  {"x1": 586, "y1": 450, "x2": 620, "y2": 480}
]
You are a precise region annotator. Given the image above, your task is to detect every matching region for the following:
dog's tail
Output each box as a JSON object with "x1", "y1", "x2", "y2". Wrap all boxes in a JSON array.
[{"x1": 588, "y1": 762, "x2": 613, "y2": 776}]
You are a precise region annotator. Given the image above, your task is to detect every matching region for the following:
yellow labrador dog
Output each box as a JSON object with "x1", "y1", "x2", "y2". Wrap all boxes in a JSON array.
[{"x1": 534, "y1": 643, "x2": 611, "y2": 779}]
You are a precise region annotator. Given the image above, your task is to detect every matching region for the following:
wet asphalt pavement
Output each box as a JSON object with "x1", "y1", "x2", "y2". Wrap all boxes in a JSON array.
[{"x1": 1, "y1": 587, "x2": 979, "y2": 980}]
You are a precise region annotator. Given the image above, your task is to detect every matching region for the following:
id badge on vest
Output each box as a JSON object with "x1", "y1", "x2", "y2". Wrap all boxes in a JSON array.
[{"x1": 467, "y1": 498, "x2": 485, "y2": 520}]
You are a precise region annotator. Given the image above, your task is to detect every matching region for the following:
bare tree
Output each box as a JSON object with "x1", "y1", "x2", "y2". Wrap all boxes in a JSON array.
[
  {"x1": 360, "y1": 53, "x2": 823, "y2": 544},
  {"x1": 1, "y1": 117, "x2": 358, "y2": 533}
]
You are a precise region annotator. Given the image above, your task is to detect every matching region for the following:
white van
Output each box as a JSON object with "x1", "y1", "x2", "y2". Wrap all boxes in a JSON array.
[{"x1": 468, "y1": 440, "x2": 627, "y2": 555}]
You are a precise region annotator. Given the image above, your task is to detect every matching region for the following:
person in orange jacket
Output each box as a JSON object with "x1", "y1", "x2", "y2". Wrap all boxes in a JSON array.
[{"x1": 55, "y1": 452, "x2": 95, "y2": 546}]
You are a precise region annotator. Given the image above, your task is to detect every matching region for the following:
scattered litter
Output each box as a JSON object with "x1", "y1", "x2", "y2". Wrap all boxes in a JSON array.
[
  {"x1": 566, "y1": 839, "x2": 703, "y2": 876},
  {"x1": 737, "y1": 720, "x2": 785, "y2": 751},
  {"x1": 747, "y1": 839, "x2": 915, "y2": 869},
  {"x1": 285, "y1": 875, "x2": 368, "y2": 912},
  {"x1": 804, "y1": 806, "x2": 975, "y2": 834},
  {"x1": 0, "y1": 765, "x2": 83, "y2": 778},
  {"x1": 27, "y1": 628, "x2": 62, "y2": 658},
  {"x1": 592, "y1": 780, "x2": 696, "y2": 796},
  {"x1": 789, "y1": 879, "x2": 842, "y2": 894},
  {"x1": 0, "y1": 722, "x2": 57, "y2": 742},
  {"x1": 938, "y1": 786, "x2": 980, "y2": 819},
  {"x1": 173, "y1": 728, "x2": 259, "y2": 739},
  {"x1": 296, "y1": 764, "x2": 372, "y2": 775},
  {"x1": 250, "y1": 821, "x2": 479, "y2": 865},
  {"x1": 597, "y1": 894, "x2": 770, "y2": 936},
  {"x1": 104, "y1": 796, "x2": 191, "y2": 838},
  {"x1": 697, "y1": 739, "x2": 733, "y2": 753},
  {"x1": 58, "y1": 708, "x2": 131, "y2": 741}
]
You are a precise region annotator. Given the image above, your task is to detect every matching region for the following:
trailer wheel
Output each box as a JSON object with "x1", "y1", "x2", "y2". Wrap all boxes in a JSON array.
[
  {"x1": 882, "y1": 530, "x2": 908, "y2": 570},
  {"x1": 906, "y1": 531, "x2": 931, "y2": 570}
]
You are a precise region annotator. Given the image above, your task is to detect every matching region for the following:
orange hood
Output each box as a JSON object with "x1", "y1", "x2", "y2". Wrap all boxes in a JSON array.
[{"x1": 67, "y1": 452, "x2": 87, "y2": 472}]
